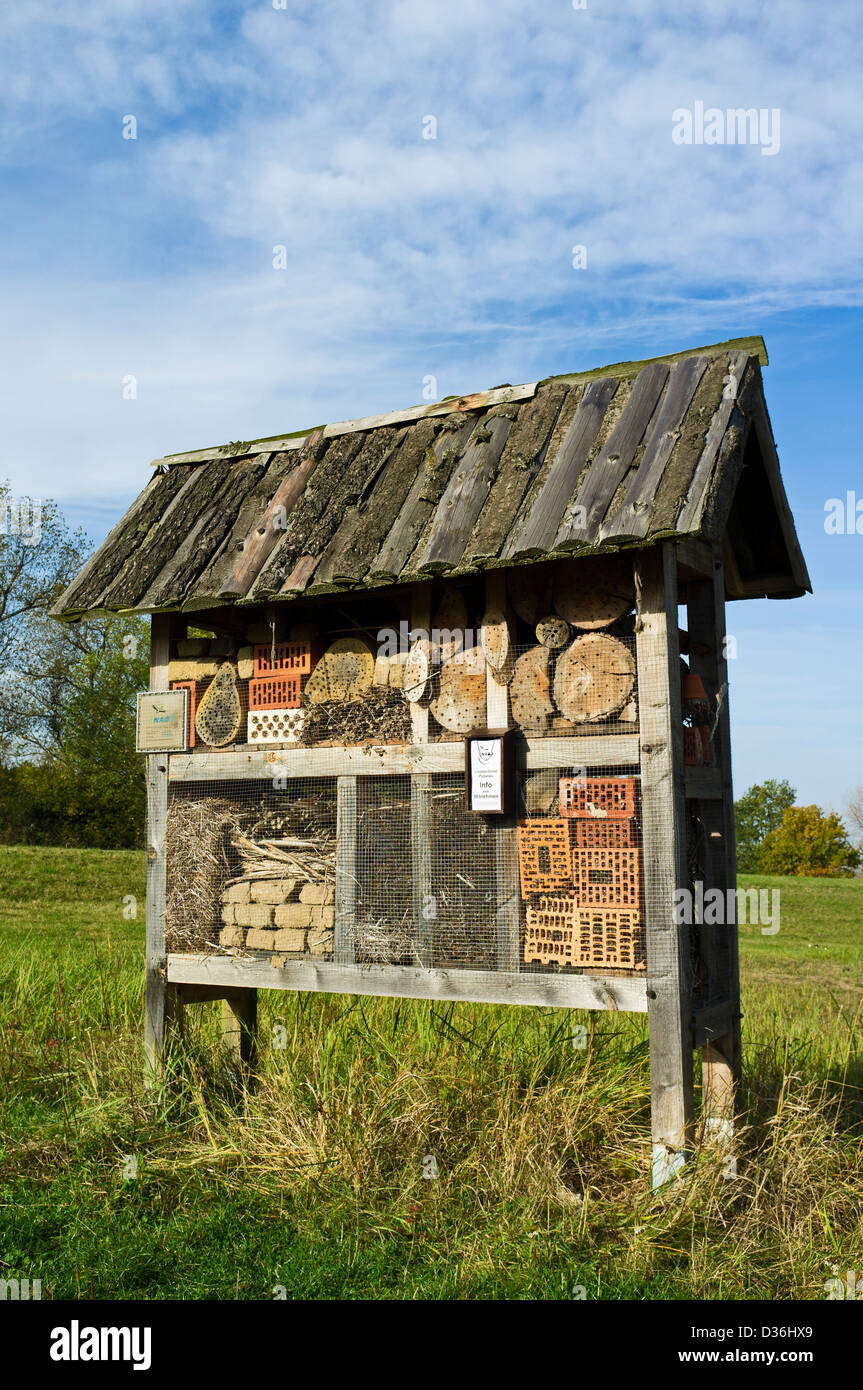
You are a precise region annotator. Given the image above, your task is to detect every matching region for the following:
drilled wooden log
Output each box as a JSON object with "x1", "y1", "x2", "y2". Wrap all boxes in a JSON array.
[
  {"x1": 535, "y1": 615, "x2": 570, "y2": 649},
  {"x1": 552, "y1": 633, "x2": 636, "y2": 723},
  {"x1": 303, "y1": 638, "x2": 375, "y2": 704},
  {"x1": 510, "y1": 646, "x2": 553, "y2": 732},
  {"x1": 553, "y1": 554, "x2": 634, "y2": 629},
  {"x1": 428, "y1": 646, "x2": 487, "y2": 732}
]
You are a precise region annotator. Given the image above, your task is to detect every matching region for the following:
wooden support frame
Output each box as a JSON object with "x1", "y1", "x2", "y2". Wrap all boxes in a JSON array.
[
  {"x1": 635, "y1": 544, "x2": 694, "y2": 1187},
  {"x1": 220, "y1": 990, "x2": 258, "y2": 1073},
  {"x1": 685, "y1": 547, "x2": 742, "y2": 1145},
  {"x1": 144, "y1": 613, "x2": 177, "y2": 1079}
]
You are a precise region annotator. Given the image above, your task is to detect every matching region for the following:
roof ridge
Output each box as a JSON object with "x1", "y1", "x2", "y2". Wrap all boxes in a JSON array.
[{"x1": 149, "y1": 336, "x2": 767, "y2": 470}]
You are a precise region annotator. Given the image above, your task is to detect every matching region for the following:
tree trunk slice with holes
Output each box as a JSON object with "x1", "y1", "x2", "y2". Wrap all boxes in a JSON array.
[
  {"x1": 431, "y1": 586, "x2": 469, "y2": 663},
  {"x1": 403, "y1": 638, "x2": 432, "y2": 703},
  {"x1": 480, "y1": 607, "x2": 514, "y2": 685},
  {"x1": 429, "y1": 646, "x2": 487, "y2": 732},
  {"x1": 553, "y1": 554, "x2": 635, "y2": 629},
  {"x1": 524, "y1": 769, "x2": 559, "y2": 815},
  {"x1": 507, "y1": 562, "x2": 555, "y2": 626},
  {"x1": 552, "y1": 632, "x2": 636, "y2": 723},
  {"x1": 195, "y1": 662, "x2": 243, "y2": 747},
  {"x1": 510, "y1": 646, "x2": 553, "y2": 732},
  {"x1": 535, "y1": 615, "x2": 570, "y2": 649},
  {"x1": 303, "y1": 637, "x2": 375, "y2": 704}
]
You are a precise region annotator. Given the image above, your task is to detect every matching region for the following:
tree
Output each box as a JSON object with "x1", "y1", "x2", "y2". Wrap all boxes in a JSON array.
[
  {"x1": 759, "y1": 805, "x2": 861, "y2": 877},
  {"x1": 0, "y1": 483, "x2": 150, "y2": 848},
  {"x1": 847, "y1": 785, "x2": 863, "y2": 847},
  {"x1": 734, "y1": 779, "x2": 797, "y2": 871}
]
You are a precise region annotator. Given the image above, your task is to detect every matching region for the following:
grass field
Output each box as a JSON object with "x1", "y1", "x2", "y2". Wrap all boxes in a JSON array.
[{"x1": 0, "y1": 846, "x2": 860, "y2": 1300}]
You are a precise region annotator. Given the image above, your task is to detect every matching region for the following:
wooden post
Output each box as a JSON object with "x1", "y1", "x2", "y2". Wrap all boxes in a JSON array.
[
  {"x1": 686, "y1": 549, "x2": 741, "y2": 1144},
  {"x1": 220, "y1": 990, "x2": 257, "y2": 1072},
  {"x1": 409, "y1": 583, "x2": 434, "y2": 966},
  {"x1": 335, "y1": 775, "x2": 358, "y2": 964},
  {"x1": 145, "y1": 613, "x2": 178, "y2": 1079},
  {"x1": 635, "y1": 544, "x2": 694, "y2": 1187},
  {"x1": 483, "y1": 573, "x2": 519, "y2": 970}
]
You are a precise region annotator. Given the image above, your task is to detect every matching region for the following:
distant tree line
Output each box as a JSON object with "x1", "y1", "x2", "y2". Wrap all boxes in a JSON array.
[
  {"x1": 734, "y1": 778, "x2": 860, "y2": 877},
  {"x1": 0, "y1": 481, "x2": 147, "y2": 849}
]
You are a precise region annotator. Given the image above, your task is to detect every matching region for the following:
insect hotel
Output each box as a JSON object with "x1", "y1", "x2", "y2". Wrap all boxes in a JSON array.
[{"x1": 52, "y1": 335, "x2": 809, "y2": 1185}]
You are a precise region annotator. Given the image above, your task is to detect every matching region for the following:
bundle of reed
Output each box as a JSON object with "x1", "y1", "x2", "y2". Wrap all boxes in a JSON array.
[
  {"x1": 229, "y1": 828, "x2": 335, "y2": 886},
  {"x1": 165, "y1": 797, "x2": 243, "y2": 951}
]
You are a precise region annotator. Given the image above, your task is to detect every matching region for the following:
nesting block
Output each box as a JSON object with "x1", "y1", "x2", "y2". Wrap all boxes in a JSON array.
[
  {"x1": 223, "y1": 882, "x2": 251, "y2": 904},
  {"x1": 247, "y1": 709, "x2": 305, "y2": 745},
  {"x1": 517, "y1": 819, "x2": 573, "y2": 897},
  {"x1": 237, "y1": 645, "x2": 254, "y2": 680},
  {"x1": 245, "y1": 928, "x2": 276, "y2": 950},
  {"x1": 307, "y1": 925, "x2": 334, "y2": 957},
  {"x1": 272, "y1": 927, "x2": 307, "y2": 952},
  {"x1": 234, "y1": 904, "x2": 275, "y2": 929},
  {"x1": 559, "y1": 776, "x2": 638, "y2": 820},
  {"x1": 299, "y1": 882, "x2": 335, "y2": 905},
  {"x1": 219, "y1": 925, "x2": 245, "y2": 948},
  {"x1": 273, "y1": 903, "x2": 335, "y2": 929},
  {"x1": 571, "y1": 847, "x2": 642, "y2": 908},
  {"x1": 251, "y1": 878, "x2": 298, "y2": 904},
  {"x1": 221, "y1": 905, "x2": 236, "y2": 925}
]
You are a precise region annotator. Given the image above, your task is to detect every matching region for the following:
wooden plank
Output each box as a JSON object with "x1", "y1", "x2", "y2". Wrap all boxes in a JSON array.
[
  {"x1": 686, "y1": 550, "x2": 741, "y2": 1140},
  {"x1": 409, "y1": 583, "x2": 430, "y2": 744},
  {"x1": 600, "y1": 356, "x2": 709, "y2": 542},
  {"x1": 219, "y1": 446, "x2": 320, "y2": 598},
  {"x1": 675, "y1": 350, "x2": 752, "y2": 532},
  {"x1": 461, "y1": 383, "x2": 569, "y2": 565},
  {"x1": 503, "y1": 377, "x2": 619, "y2": 559},
  {"x1": 369, "y1": 419, "x2": 476, "y2": 581},
  {"x1": 145, "y1": 614, "x2": 173, "y2": 1079},
  {"x1": 322, "y1": 381, "x2": 537, "y2": 438},
  {"x1": 220, "y1": 991, "x2": 257, "y2": 1071},
  {"x1": 675, "y1": 537, "x2": 714, "y2": 579},
  {"x1": 49, "y1": 472, "x2": 172, "y2": 618},
  {"x1": 335, "y1": 776, "x2": 358, "y2": 965},
  {"x1": 167, "y1": 953, "x2": 649, "y2": 1012},
  {"x1": 484, "y1": 572, "x2": 510, "y2": 727},
  {"x1": 414, "y1": 415, "x2": 513, "y2": 571},
  {"x1": 684, "y1": 766, "x2": 723, "y2": 799},
  {"x1": 167, "y1": 734, "x2": 643, "y2": 782},
  {"x1": 635, "y1": 545, "x2": 694, "y2": 1186},
  {"x1": 748, "y1": 396, "x2": 812, "y2": 593},
  {"x1": 691, "y1": 1000, "x2": 735, "y2": 1048},
  {"x1": 556, "y1": 361, "x2": 670, "y2": 548},
  {"x1": 411, "y1": 774, "x2": 434, "y2": 967}
]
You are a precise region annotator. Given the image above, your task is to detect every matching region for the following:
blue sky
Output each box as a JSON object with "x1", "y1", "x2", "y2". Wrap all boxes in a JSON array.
[{"x1": 1, "y1": 1, "x2": 861, "y2": 814}]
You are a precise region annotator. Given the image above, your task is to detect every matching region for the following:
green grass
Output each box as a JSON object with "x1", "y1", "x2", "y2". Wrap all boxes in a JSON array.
[{"x1": 0, "y1": 847, "x2": 860, "y2": 1300}]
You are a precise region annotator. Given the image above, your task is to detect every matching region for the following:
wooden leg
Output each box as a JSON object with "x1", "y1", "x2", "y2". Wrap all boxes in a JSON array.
[
  {"x1": 220, "y1": 989, "x2": 258, "y2": 1072},
  {"x1": 636, "y1": 546, "x2": 694, "y2": 1188},
  {"x1": 702, "y1": 1034, "x2": 735, "y2": 1146}
]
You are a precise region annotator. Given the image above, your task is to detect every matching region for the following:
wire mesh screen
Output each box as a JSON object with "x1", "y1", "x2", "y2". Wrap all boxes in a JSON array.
[
  {"x1": 157, "y1": 556, "x2": 727, "y2": 997},
  {"x1": 165, "y1": 763, "x2": 649, "y2": 976}
]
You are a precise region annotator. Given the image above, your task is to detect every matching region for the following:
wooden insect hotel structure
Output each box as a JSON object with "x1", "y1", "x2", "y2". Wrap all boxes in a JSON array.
[{"x1": 52, "y1": 336, "x2": 810, "y2": 1185}]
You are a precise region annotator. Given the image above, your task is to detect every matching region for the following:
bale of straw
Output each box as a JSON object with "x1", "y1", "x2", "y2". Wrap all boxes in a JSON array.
[{"x1": 165, "y1": 798, "x2": 244, "y2": 952}]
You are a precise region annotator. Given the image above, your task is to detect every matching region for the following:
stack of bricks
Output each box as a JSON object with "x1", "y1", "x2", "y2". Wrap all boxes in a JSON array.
[
  {"x1": 518, "y1": 777, "x2": 645, "y2": 971},
  {"x1": 219, "y1": 878, "x2": 335, "y2": 960}
]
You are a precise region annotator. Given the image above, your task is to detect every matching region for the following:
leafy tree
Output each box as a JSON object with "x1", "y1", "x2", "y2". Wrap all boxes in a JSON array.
[
  {"x1": 759, "y1": 805, "x2": 861, "y2": 877},
  {"x1": 0, "y1": 483, "x2": 150, "y2": 848},
  {"x1": 734, "y1": 779, "x2": 797, "y2": 871}
]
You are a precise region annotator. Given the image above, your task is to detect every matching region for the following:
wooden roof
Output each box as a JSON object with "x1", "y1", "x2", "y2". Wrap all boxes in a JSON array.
[{"x1": 51, "y1": 336, "x2": 810, "y2": 621}]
